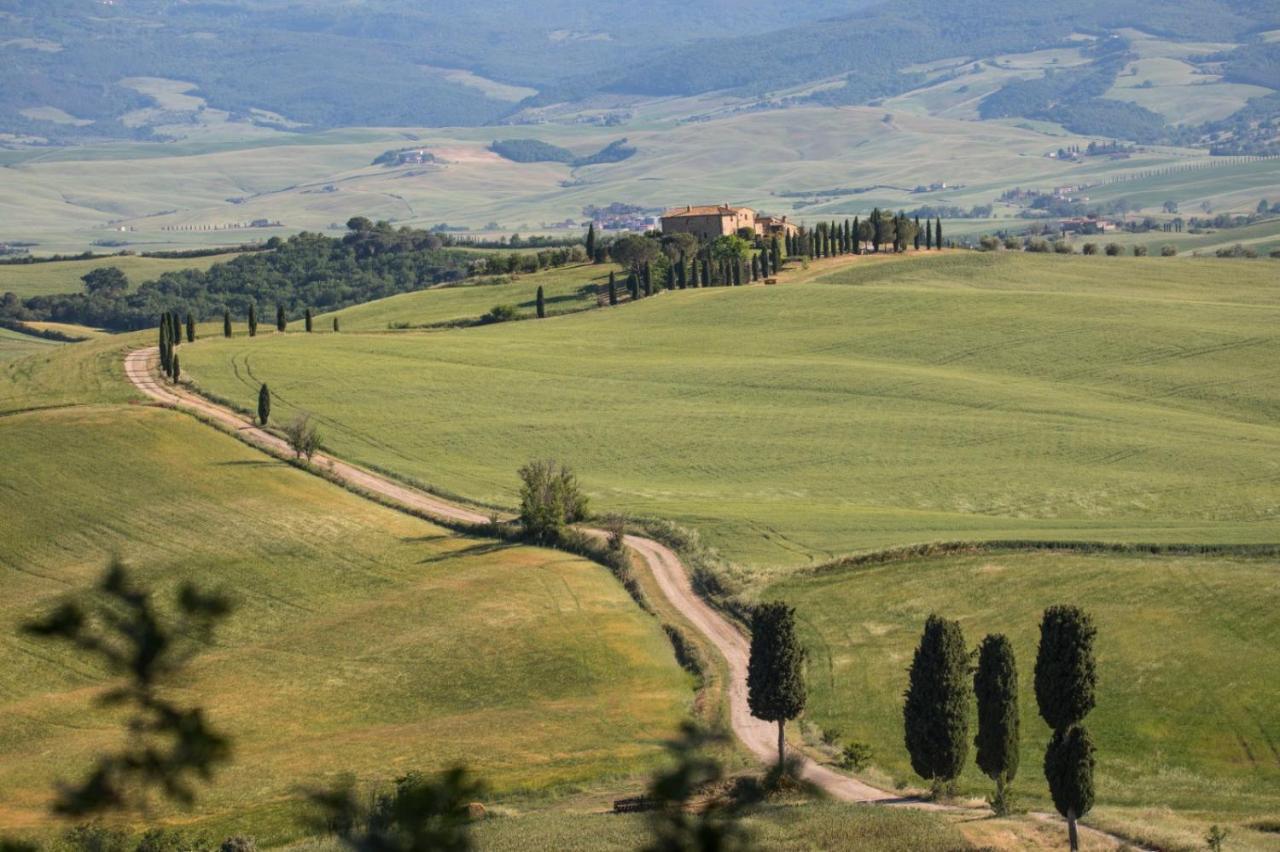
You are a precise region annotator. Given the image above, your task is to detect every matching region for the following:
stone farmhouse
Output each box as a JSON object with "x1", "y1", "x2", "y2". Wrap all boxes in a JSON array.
[{"x1": 660, "y1": 204, "x2": 799, "y2": 242}]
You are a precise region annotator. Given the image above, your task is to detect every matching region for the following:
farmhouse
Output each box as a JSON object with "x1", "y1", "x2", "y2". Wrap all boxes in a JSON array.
[{"x1": 661, "y1": 204, "x2": 799, "y2": 242}]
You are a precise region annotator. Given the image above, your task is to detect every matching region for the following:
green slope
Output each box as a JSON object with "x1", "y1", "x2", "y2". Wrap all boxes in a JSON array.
[{"x1": 182, "y1": 253, "x2": 1280, "y2": 570}]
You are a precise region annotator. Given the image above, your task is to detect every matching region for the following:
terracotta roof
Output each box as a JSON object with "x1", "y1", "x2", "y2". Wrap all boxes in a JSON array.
[{"x1": 662, "y1": 205, "x2": 752, "y2": 218}]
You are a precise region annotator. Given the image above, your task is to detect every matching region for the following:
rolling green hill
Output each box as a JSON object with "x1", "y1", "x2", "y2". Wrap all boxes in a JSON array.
[
  {"x1": 770, "y1": 547, "x2": 1280, "y2": 849},
  {"x1": 324, "y1": 262, "x2": 617, "y2": 330},
  {"x1": 181, "y1": 253, "x2": 1280, "y2": 570},
  {"x1": 0, "y1": 325, "x2": 61, "y2": 362},
  {"x1": 0, "y1": 336, "x2": 691, "y2": 841}
]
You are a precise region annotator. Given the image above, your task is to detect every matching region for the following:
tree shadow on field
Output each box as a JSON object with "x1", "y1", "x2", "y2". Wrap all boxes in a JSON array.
[{"x1": 417, "y1": 541, "x2": 517, "y2": 566}]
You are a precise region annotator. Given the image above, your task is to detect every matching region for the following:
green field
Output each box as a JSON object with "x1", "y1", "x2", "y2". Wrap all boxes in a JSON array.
[
  {"x1": 771, "y1": 548, "x2": 1280, "y2": 850},
  {"x1": 324, "y1": 262, "x2": 618, "y2": 330},
  {"x1": 0, "y1": 252, "x2": 249, "y2": 298},
  {"x1": 0, "y1": 338, "x2": 691, "y2": 841},
  {"x1": 182, "y1": 253, "x2": 1280, "y2": 571},
  {"x1": 0, "y1": 325, "x2": 62, "y2": 362}
]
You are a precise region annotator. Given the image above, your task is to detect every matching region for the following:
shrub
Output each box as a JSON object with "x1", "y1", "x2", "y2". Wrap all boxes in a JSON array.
[
  {"x1": 283, "y1": 413, "x2": 322, "y2": 461},
  {"x1": 481, "y1": 304, "x2": 520, "y2": 324},
  {"x1": 1081, "y1": 243, "x2": 1098, "y2": 255},
  {"x1": 978, "y1": 235, "x2": 1001, "y2": 252},
  {"x1": 1026, "y1": 238, "x2": 1051, "y2": 253},
  {"x1": 1216, "y1": 244, "x2": 1258, "y2": 258},
  {"x1": 1132, "y1": 245, "x2": 1148, "y2": 256},
  {"x1": 840, "y1": 741, "x2": 874, "y2": 771},
  {"x1": 1003, "y1": 237, "x2": 1021, "y2": 251},
  {"x1": 517, "y1": 459, "x2": 588, "y2": 543},
  {"x1": 218, "y1": 838, "x2": 257, "y2": 852},
  {"x1": 1104, "y1": 243, "x2": 1122, "y2": 256},
  {"x1": 1160, "y1": 245, "x2": 1178, "y2": 257},
  {"x1": 1053, "y1": 241, "x2": 1073, "y2": 254}
]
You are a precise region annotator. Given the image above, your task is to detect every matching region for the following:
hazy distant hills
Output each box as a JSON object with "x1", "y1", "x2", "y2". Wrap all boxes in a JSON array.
[{"x1": 2, "y1": 0, "x2": 1277, "y2": 145}]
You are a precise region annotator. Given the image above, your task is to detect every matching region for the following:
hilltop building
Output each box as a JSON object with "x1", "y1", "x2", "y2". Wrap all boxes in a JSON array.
[{"x1": 660, "y1": 204, "x2": 798, "y2": 242}]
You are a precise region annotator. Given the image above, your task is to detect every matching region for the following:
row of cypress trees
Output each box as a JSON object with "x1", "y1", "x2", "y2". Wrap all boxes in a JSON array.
[
  {"x1": 603, "y1": 241, "x2": 786, "y2": 309},
  {"x1": 903, "y1": 605, "x2": 1097, "y2": 849},
  {"x1": 783, "y1": 212, "x2": 946, "y2": 259}
]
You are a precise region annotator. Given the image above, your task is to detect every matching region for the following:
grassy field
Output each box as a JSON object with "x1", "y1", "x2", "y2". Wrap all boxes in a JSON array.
[
  {"x1": 770, "y1": 548, "x2": 1280, "y2": 850},
  {"x1": 181, "y1": 253, "x2": 1280, "y2": 571},
  {"x1": 0, "y1": 325, "x2": 62, "y2": 362},
  {"x1": 0, "y1": 339, "x2": 692, "y2": 842},
  {"x1": 0, "y1": 252, "x2": 250, "y2": 298},
  {"x1": 323, "y1": 262, "x2": 618, "y2": 330}
]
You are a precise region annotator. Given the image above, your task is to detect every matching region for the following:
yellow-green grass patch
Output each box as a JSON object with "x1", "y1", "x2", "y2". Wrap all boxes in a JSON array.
[
  {"x1": 0, "y1": 252, "x2": 250, "y2": 298},
  {"x1": 0, "y1": 405, "x2": 691, "y2": 841}
]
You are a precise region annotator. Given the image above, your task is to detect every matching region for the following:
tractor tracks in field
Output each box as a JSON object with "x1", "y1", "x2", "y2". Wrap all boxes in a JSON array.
[{"x1": 124, "y1": 344, "x2": 1142, "y2": 848}]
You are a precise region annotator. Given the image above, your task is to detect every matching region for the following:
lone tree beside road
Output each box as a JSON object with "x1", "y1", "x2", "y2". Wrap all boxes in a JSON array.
[
  {"x1": 517, "y1": 459, "x2": 588, "y2": 544},
  {"x1": 974, "y1": 633, "x2": 1020, "y2": 815},
  {"x1": 536, "y1": 285, "x2": 545, "y2": 318},
  {"x1": 284, "y1": 412, "x2": 321, "y2": 461},
  {"x1": 223, "y1": 310, "x2": 232, "y2": 338},
  {"x1": 903, "y1": 614, "x2": 970, "y2": 799},
  {"x1": 746, "y1": 601, "x2": 807, "y2": 766},
  {"x1": 257, "y1": 383, "x2": 271, "y2": 426},
  {"x1": 1035, "y1": 605, "x2": 1098, "y2": 851},
  {"x1": 276, "y1": 304, "x2": 286, "y2": 332}
]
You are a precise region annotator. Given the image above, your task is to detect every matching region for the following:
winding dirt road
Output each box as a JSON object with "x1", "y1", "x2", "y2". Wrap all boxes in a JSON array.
[
  {"x1": 126, "y1": 344, "x2": 1137, "y2": 848},
  {"x1": 125, "y1": 344, "x2": 894, "y2": 801}
]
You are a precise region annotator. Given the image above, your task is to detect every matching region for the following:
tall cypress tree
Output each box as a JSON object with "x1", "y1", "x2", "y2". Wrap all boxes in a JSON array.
[
  {"x1": 1036, "y1": 606, "x2": 1098, "y2": 851},
  {"x1": 223, "y1": 310, "x2": 232, "y2": 338},
  {"x1": 305, "y1": 308, "x2": 313, "y2": 332},
  {"x1": 536, "y1": 286, "x2": 546, "y2": 318},
  {"x1": 586, "y1": 223, "x2": 597, "y2": 262},
  {"x1": 628, "y1": 270, "x2": 639, "y2": 300},
  {"x1": 771, "y1": 236, "x2": 782, "y2": 272},
  {"x1": 248, "y1": 304, "x2": 257, "y2": 337},
  {"x1": 169, "y1": 312, "x2": 180, "y2": 348},
  {"x1": 844, "y1": 219, "x2": 853, "y2": 253},
  {"x1": 257, "y1": 383, "x2": 270, "y2": 426},
  {"x1": 752, "y1": 253, "x2": 761, "y2": 281},
  {"x1": 332, "y1": 317, "x2": 340, "y2": 332},
  {"x1": 276, "y1": 304, "x2": 286, "y2": 332},
  {"x1": 677, "y1": 252, "x2": 688, "y2": 288},
  {"x1": 185, "y1": 313, "x2": 195, "y2": 343},
  {"x1": 926, "y1": 220, "x2": 933, "y2": 250},
  {"x1": 746, "y1": 601, "x2": 807, "y2": 765},
  {"x1": 903, "y1": 614, "x2": 970, "y2": 798},
  {"x1": 852, "y1": 216, "x2": 861, "y2": 254},
  {"x1": 975, "y1": 634, "x2": 1020, "y2": 815},
  {"x1": 914, "y1": 216, "x2": 922, "y2": 251},
  {"x1": 702, "y1": 258, "x2": 711, "y2": 287},
  {"x1": 159, "y1": 320, "x2": 171, "y2": 374},
  {"x1": 666, "y1": 264, "x2": 676, "y2": 291},
  {"x1": 935, "y1": 217, "x2": 943, "y2": 249},
  {"x1": 643, "y1": 262, "x2": 653, "y2": 296},
  {"x1": 732, "y1": 259, "x2": 742, "y2": 286},
  {"x1": 170, "y1": 353, "x2": 180, "y2": 383},
  {"x1": 608, "y1": 271, "x2": 618, "y2": 305}
]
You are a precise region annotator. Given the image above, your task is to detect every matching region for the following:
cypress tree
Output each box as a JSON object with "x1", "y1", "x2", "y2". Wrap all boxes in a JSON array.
[
  {"x1": 677, "y1": 252, "x2": 688, "y2": 288},
  {"x1": 185, "y1": 313, "x2": 195, "y2": 343},
  {"x1": 170, "y1": 353, "x2": 180, "y2": 383},
  {"x1": 666, "y1": 264, "x2": 676, "y2": 291},
  {"x1": 852, "y1": 216, "x2": 861, "y2": 254},
  {"x1": 536, "y1": 286, "x2": 546, "y2": 318},
  {"x1": 223, "y1": 309, "x2": 232, "y2": 338},
  {"x1": 1036, "y1": 605, "x2": 1098, "y2": 851},
  {"x1": 690, "y1": 260, "x2": 699, "y2": 288},
  {"x1": 759, "y1": 246, "x2": 770, "y2": 278},
  {"x1": 1044, "y1": 725, "x2": 1096, "y2": 852},
  {"x1": 276, "y1": 304, "x2": 285, "y2": 332},
  {"x1": 643, "y1": 262, "x2": 653, "y2": 296},
  {"x1": 169, "y1": 312, "x2": 180, "y2": 348},
  {"x1": 248, "y1": 304, "x2": 257, "y2": 337},
  {"x1": 159, "y1": 320, "x2": 171, "y2": 374},
  {"x1": 844, "y1": 219, "x2": 853, "y2": 253},
  {"x1": 751, "y1": 253, "x2": 761, "y2": 281},
  {"x1": 771, "y1": 237, "x2": 781, "y2": 272},
  {"x1": 257, "y1": 383, "x2": 270, "y2": 426},
  {"x1": 936, "y1": 217, "x2": 943, "y2": 249},
  {"x1": 926, "y1": 220, "x2": 933, "y2": 250},
  {"x1": 305, "y1": 308, "x2": 313, "y2": 332},
  {"x1": 914, "y1": 216, "x2": 922, "y2": 251},
  {"x1": 702, "y1": 258, "x2": 711, "y2": 287},
  {"x1": 746, "y1": 601, "x2": 807, "y2": 765},
  {"x1": 628, "y1": 270, "x2": 639, "y2": 300},
  {"x1": 870, "y1": 208, "x2": 882, "y2": 253},
  {"x1": 608, "y1": 271, "x2": 618, "y2": 305},
  {"x1": 732, "y1": 259, "x2": 741, "y2": 286},
  {"x1": 1035, "y1": 606, "x2": 1096, "y2": 732},
  {"x1": 586, "y1": 223, "x2": 597, "y2": 262},
  {"x1": 903, "y1": 614, "x2": 970, "y2": 798},
  {"x1": 332, "y1": 317, "x2": 340, "y2": 332},
  {"x1": 975, "y1": 634, "x2": 1020, "y2": 815}
]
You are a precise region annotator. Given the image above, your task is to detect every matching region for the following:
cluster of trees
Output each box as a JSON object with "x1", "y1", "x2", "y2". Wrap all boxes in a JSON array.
[
  {"x1": 488, "y1": 138, "x2": 636, "y2": 167},
  {"x1": 783, "y1": 211, "x2": 944, "y2": 257},
  {"x1": 1, "y1": 220, "x2": 593, "y2": 332},
  {"x1": 902, "y1": 607, "x2": 1097, "y2": 849},
  {"x1": 157, "y1": 310, "x2": 192, "y2": 384}
]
